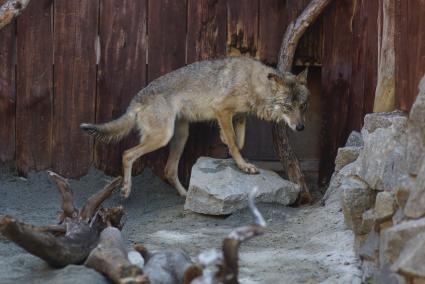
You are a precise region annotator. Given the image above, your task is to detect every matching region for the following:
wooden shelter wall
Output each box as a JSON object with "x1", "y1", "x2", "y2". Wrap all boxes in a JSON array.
[{"x1": 0, "y1": 0, "x2": 423, "y2": 184}]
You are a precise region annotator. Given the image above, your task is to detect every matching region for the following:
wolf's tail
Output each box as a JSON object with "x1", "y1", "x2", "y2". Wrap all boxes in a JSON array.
[{"x1": 80, "y1": 111, "x2": 136, "y2": 143}]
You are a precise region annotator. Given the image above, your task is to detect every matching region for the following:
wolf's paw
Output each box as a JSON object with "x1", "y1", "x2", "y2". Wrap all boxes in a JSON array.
[
  {"x1": 240, "y1": 163, "x2": 259, "y2": 174},
  {"x1": 121, "y1": 182, "x2": 131, "y2": 199}
]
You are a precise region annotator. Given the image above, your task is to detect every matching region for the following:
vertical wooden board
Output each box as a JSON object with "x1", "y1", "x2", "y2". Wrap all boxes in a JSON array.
[
  {"x1": 95, "y1": 0, "x2": 147, "y2": 175},
  {"x1": 16, "y1": 0, "x2": 53, "y2": 174},
  {"x1": 395, "y1": 0, "x2": 425, "y2": 111},
  {"x1": 257, "y1": 0, "x2": 286, "y2": 65},
  {"x1": 181, "y1": 0, "x2": 227, "y2": 186},
  {"x1": 52, "y1": 0, "x2": 98, "y2": 177},
  {"x1": 186, "y1": 0, "x2": 227, "y2": 62},
  {"x1": 0, "y1": 22, "x2": 16, "y2": 166},
  {"x1": 348, "y1": 0, "x2": 378, "y2": 133},
  {"x1": 146, "y1": 0, "x2": 187, "y2": 177},
  {"x1": 148, "y1": 0, "x2": 187, "y2": 82},
  {"x1": 319, "y1": 0, "x2": 355, "y2": 184},
  {"x1": 226, "y1": 0, "x2": 259, "y2": 57}
]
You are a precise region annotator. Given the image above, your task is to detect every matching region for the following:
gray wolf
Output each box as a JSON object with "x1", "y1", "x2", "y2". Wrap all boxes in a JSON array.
[{"x1": 81, "y1": 56, "x2": 310, "y2": 198}]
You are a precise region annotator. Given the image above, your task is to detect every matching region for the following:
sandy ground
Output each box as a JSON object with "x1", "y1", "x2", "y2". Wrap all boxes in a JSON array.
[{"x1": 0, "y1": 168, "x2": 361, "y2": 284}]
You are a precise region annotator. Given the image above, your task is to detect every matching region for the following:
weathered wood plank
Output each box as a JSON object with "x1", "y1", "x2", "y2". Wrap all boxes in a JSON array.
[
  {"x1": 52, "y1": 0, "x2": 98, "y2": 177},
  {"x1": 226, "y1": 0, "x2": 259, "y2": 57},
  {"x1": 0, "y1": 22, "x2": 15, "y2": 166},
  {"x1": 319, "y1": 0, "x2": 355, "y2": 184},
  {"x1": 395, "y1": 0, "x2": 425, "y2": 111},
  {"x1": 16, "y1": 0, "x2": 53, "y2": 174},
  {"x1": 146, "y1": 0, "x2": 187, "y2": 178},
  {"x1": 181, "y1": 0, "x2": 228, "y2": 186},
  {"x1": 95, "y1": 0, "x2": 148, "y2": 176},
  {"x1": 347, "y1": 0, "x2": 378, "y2": 132}
]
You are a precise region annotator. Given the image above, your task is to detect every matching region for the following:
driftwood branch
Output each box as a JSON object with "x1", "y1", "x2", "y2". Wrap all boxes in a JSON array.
[
  {"x1": 47, "y1": 171, "x2": 78, "y2": 221},
  {"x1": 187, "y1": 188, "x2": 266, "y2": 284},
  {"x1": 0, "y1": 0, "x2": 31, "y2": 30},
  {"x1": 0, "y1": 172, "x2": 124, "y2": 269},
  {"x1": 272, "y1": 0, "x2": 334, "y2": 204},
  {"x1": 80, "y1": 176, "x2": 122, "y2": 220},
  {"x1": 85, "y1": 227, "x2": 148, "y2": 284}
]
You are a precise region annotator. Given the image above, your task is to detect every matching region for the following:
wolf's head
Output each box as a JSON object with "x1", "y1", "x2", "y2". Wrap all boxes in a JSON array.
[{"x1": 266, "y1": 69, "x2": 310, "y2": 131}]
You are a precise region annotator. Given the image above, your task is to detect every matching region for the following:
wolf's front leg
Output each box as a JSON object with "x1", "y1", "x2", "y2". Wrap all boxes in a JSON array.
[{"x1": 216, "y1": 112, "x2": 259, "y2": 174}]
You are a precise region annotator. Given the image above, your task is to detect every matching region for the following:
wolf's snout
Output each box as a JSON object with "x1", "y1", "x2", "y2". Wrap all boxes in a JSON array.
[{"x1": 296, "y1": 124, "x2": 305, "y2": 131}]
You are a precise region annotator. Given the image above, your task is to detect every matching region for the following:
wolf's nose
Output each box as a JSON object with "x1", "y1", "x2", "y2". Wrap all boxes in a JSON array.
[{"x1": 296, "y1": 124, "x2": 305, "y2": 131}]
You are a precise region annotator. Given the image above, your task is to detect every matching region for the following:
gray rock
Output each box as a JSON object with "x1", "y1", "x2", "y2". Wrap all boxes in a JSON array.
[
  {"x1": 404, "y1": 161, "x2": 425, "y2": 219},
  {"x1": 392, "y1": 208, "x2": 406, "y2": 225},
  {"x1": 380, "y1": 218, "x2": 425, "y2": 266},
  {"x1": 340, "y1": 176, "x2": 375, "y2": 234},
  {"x1": 406, "y1": 75, "x2": 425, "y2": 176},
  {"x1": 184, "y1": 157, "x2": 300, "y2": 215},
  {"x1": 392, "y1": 232, "x2": 425, "y2": 278},
  {"x1": 363, "y1": 111, "x2": 407, "y2": 134},
  {"x1": 359, "y1": 230, "x2": 380, "y2": 262},
  {"x1": 375, "y1": 191, "x2": 396, "y2": 221},
  {"x1": 374, "y1": 263, "x2": 407, "y2": 284},
  {"x1": 361, "y1": 209, "x2": 376, "y2": 233},
  {"x1": 346, "y1": 131, "x2": 364, "y2": 147},
  {"x1": 355, "y1": 112, "x2": 408, "y2": 191},
  {"x1": 322, "y1": 162, "x2": 356, "y2": 206},
  {"x1": 334, "y1": 146, "x2": 362, "y2": 172},
  {"x1": 395, "y1": 176, "x2": 414, "y2": 208}
]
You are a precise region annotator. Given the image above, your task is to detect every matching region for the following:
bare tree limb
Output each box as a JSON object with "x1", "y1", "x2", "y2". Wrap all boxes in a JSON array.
[
  {"x1": 80, "y1": 177, "x2": 122, "y2": 220},
  {"x1": 47, "y1": 171, "x2": 78, "y2": 221},
  {"x1": 0, "y1": 0, "x2": 31, "y2": 30},
  {"x1": 188, "y1": 188, "x2": 266, "y2": 284},
  {"x1": 277, "y1": 0, "x2": 334, "y2": 71},
  {"x1": 272, "y1": 0, "x2": 334, "y2": 204}
]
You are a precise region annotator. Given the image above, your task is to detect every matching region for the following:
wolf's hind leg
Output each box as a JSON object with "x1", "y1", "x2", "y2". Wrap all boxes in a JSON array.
[
  {"x1": 164, "y1": 119, "x2": 189, "y2": 196},
  {"x1": 234, "y1": 115, "x2": 246, "y2": 150},
  {"x1": 121, "y1": 121, "x2": 174, "y2": 198}
]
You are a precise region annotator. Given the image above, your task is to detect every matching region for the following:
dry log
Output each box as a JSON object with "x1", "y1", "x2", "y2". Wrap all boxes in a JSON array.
[
  {"x1": 186, "y1": 188, "x2": 266, "y2": 284},
  {"x1": 0, "y1": 0, "x2": 31, "y2": 29},
  {"x1": 0, "y1": 172, "x2": 123, "y2": 268},
  {"x1": 272, "y1": 0, "x2": 334, "y2": 204},
  {"x1": 85, "y1": 227, "x2": 148, "y2": 284}
]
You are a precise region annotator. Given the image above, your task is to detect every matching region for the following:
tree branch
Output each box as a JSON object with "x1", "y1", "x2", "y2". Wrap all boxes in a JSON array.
[
  {"x1": 0, "y1": 0, "x2": 31, "y2": 30},
  {"x1": 272, "y1": 0, "x2": 334, "y2": 204}
]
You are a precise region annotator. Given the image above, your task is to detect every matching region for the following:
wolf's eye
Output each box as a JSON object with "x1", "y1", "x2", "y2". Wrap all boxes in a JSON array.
[
  {"x1": 300, "y1": 103, "x2": 307, "y2": 110},
  {"x1": 284, "y1": 105, "x2": 293, "y2": 111}
]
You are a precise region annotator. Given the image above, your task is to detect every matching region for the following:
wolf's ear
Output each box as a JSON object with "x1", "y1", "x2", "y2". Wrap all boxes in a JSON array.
[
  {"x1": 267, "y1": 73, "x2": 284, "y2": 85},
  {"x1": 296, "y1": 68, "x2": 308, "y2": 85}
]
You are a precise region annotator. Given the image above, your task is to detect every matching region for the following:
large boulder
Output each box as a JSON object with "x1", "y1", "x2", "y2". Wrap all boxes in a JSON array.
[
  {"x1": 354, "y1": 112, "x2": 408, "y2": 191},
  {"x1": 184, "y1": 157, "x2": 300, "y2": 215}
]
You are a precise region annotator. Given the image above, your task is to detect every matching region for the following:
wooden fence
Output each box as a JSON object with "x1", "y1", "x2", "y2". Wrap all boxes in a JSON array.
[{"x1": 0, "y1": 0, "x2": 424, "y2": 184}]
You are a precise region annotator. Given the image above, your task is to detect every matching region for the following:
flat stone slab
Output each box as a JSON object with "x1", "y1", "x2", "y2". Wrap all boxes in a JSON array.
[{"x1": 184, "y1": 157, "x2": 300, "y2": 215}]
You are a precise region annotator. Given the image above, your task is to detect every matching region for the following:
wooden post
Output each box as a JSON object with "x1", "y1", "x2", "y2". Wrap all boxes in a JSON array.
[
  {"x1": 272, "y1": 0, "x2": 334, "y2": 204},
  {"x1": 373, "y1": 0, "x2": 395, "y2": 112}
]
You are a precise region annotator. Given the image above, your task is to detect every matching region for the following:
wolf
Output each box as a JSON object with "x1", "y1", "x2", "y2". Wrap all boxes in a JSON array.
[{"x1": 81, "y1": 56, "x2": 310, "y2": 198}]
